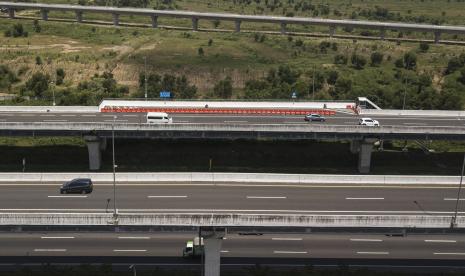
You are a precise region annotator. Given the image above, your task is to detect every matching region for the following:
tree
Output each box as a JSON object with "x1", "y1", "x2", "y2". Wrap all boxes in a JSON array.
[
  {"x1": 370, "y1": 52, "x2": 384, "y2": 66},
  {"x1": 351, "y1": 53, "x2": 367, "y2": 69},
  {"x1": 403, "y1": 51, "x2": 417, "y2": 70},
  {"x1": 35, "y1": 56, "x2": 42, "y2": 65},
  {"x1": 459, "y1": 66, "x2": 465, "y2": 84},
  {"x1": 198, "y1": 47, "x2": 204, "y2": 56},
  {"x1": 213, "y1": 77, "x2": 233, "y2": 98},
  {"x1": 446, "y1": 57, "x2": 463, "y2": 74},
  {"x1": 56, "y1": 68, "x2": 65, "y2": 85},
  {"x1": 334, "y1": 54, "x2": 348, "y2": 65},
  {"x1": 23, "y1": 72, "x2": 50, "y2": 98},
  {"x1": 0, "y1": 64, "x2": 18, "y2": 90},
  {"x1": 33, "y1": 19, "x2": 41, "y2": 33},
  {"x1": 326, "y1": 70, "x2": 338, "y2": 85},
  {"x1": 419, "y1": 42, "x2": 429, "y2": 53}
]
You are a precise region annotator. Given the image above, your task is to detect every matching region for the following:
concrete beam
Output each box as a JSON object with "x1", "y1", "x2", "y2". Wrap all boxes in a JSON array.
[
  {"x1": 192, "y1": 17, "x2": 199, "y2": 31},
  {"x1": 150, "y1": 15, "x2": 158, "y2": 28},
  {"x1": 84, "y1": 136, "x2": 102, "y2": 171},
  {"x1": 40, "y1": 9, "x2": 48, "y2": 21},
  {"x1": 8, "y1": 8, "x2": 14, "y2": 19},
  {"x1": 234, "y1": 20, "x2": 241, "y2": 32},
  {"x1": 75, "y1": 11, "x2": 83, "y2": 23},
  {"x1": 434, "y1": 31, "x2": 441, "y2": 44},
  {"x1": 280, "y1": 22, "x2": 286, "y2": 34},
  {"x1": 329, "y1": 25, "x2": 336, "y2": 38},
  {"x1": 112, "y1": 13, "x2": 119, "y2": 26}
]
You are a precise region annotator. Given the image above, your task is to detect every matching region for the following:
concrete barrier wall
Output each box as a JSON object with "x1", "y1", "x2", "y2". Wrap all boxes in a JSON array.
[
  {"x1": 99, "y1": 100, "x2": 354, "y2": 110},
  {"x1": 0, "y1": 212, "x2": 462, "y2": 228},
  {"x1": 360, "y1": 109, "x2": 465, "y2": 117},
  {"x1": 0, "y1": 172, "x2": 460, "y2": 185},
  {"x1": 0, "y1": 106, "x2": 98, "y2": 113}
]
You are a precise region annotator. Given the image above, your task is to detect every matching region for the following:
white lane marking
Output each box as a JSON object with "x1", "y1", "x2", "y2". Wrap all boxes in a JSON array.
[
  {"x1": 118, "y1": 236, "x2": 150, "y2": 239},
  {"x1": 357, "y1": 252, "x2": 389, "y2": 255},
  {"x1": 61, "y1": 115, "x2": 76, "y2": 117},
  {"x1": 19, "y1": 114, "x2": 34, "y2": 117},
  {"x1": 425, "y1": 240, "x2": 456, "y2": 243},
  {"x1": 346, "y1": 198, "x2": 384, "y2": 200},
  {"x1": 246, "y1": 196, "x2": 287, "y2": 199},
  {"x1": 104, "y1": 119, "x2": 128, "y2": 122},
  {"x1": 224, "y1": 120, "x2": 248, "y2": 123},
  {"x1": 274, "y1": 251, "x2": 308, "y2": 254},
  {"x1": 103, "y1": 115, "x2": 116, "y2": 117},
  {"x1": 0, "y1": 114, "x2": 13, "y2": 116},
  {"x1": 34, "y1": 249, "x2": 67, "y2": 252},
  {"x1": 40, "y1": 115, "x2": 55, "y2": 117},
  {"x1": 175, "y1": 120, "x2": 190, "y2": 123},
  {"x1": 271, "y1": 238, "x2": 303, "y2": 241},
  {"x1": 403, "y1": 123, "x2": 427, "y2": 125},
  {"x1": 147, "y1": 195, "x2": 188, "y2": 198},
  {"x1": 41, "y1": 236, "x2": 75, "y2": 239},
  {"x1": 434, "y1": 252, "x2": 465, "y2": 255},
  {"x1": 350, "y1": 239, "x2": 383, "y2": 242},
  {"x1": 122, "y1": 115, "x2": 138, "y2": 117},
  {"x1": 220, "y1": 250, "x2": 230, "y2": 253},
  {"x1": 47, "y1": 196, "x2": 88, "y2": 198},
  {"x1": 43, "y1": 120, "x2": 68, "y2": 122},
  {"x1": 113, "y1": 249, "x2": 147, "y2": 252},
  {"x1": 444, "y1": 198, "x2": 465, "y2": 201},
  {"x1": 81, "y1": 115, "x2": 97, "y2": 117},
  {"x1": 344, "y1": 121, "x2": 355, "y2": 124}
]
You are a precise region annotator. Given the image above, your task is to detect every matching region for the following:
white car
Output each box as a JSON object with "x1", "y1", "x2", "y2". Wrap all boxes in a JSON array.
[{"x1": 358, "y1": 118, "x2": 380, "y2": 127}]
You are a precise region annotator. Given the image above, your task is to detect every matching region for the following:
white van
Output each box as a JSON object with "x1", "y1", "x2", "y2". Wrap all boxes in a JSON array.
[{"x1": 146, "y1": 112, "x2": 173, "y2": 124}]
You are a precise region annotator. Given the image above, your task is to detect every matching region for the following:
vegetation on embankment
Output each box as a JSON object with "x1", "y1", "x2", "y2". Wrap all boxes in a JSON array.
[
  {"x1": 0, "y1": 137, "x2": 463, "y2": 175},
  {"x1": 1, "y1": 2, "x2": 465, "y2": 109}
]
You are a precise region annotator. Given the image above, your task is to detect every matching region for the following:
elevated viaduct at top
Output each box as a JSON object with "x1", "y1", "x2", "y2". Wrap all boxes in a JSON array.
[{"x1": 1, "y1": 1, "x2": 465, "y2": 42}]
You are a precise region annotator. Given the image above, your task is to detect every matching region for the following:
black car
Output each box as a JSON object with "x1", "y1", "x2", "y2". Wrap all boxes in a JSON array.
[{"x1": 60, "y1": 178, "x2": 93, "y2": 194}]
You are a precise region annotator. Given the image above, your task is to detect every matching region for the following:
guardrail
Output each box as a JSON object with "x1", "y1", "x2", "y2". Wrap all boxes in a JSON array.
[
  {"x1": 0, "y1": 213, "x2": 462, "y2": 228},
  {"x1": 360, "y1": 109, "x2": 465, "y2": 117},
  {"x1": 0, "y1": 172, "x2": 461, "y2": 185},
  {"x1": 0, "y1": 106, "x2": 99, "y2": 113}
]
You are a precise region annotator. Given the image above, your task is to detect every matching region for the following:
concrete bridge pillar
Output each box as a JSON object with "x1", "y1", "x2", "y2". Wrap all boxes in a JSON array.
[
  {"x1": 380, "y1": 28, "x2": 386, "y2": 40},
  {"x1": 112, "y1": 13, "x2": 120, "y2": 26},
  {"x1": 201, "y1": 227, "x2": 226, "y2": 276},
  {"x1": 192, "y1": 17, "x2": 199, "y2": 31},
  {"x1": 329, "y1": 25, "x2": 336, "y2": 38},
  {"x1": 84, "y1": 136, "x2": 103, "y2": 170},
  {"x1": 151, "y1": 15, "x2": 158, "y2": 28},
  {"x1": 41, "y1": 9, "x2": 49, "y2": 21},
  {"x1": 280, "y1": 22, "x2": 287, "y2": 34},
  {"x1": 358, "y1": 139, "x2": 376, "y2": 174},
  {"x1": 8, "y1": 8, "x2": 15, "y2": 19},
  {"x1": 349, "y1": 140, "x2": 360, "y2": 154},
  {"x1": 434, "y1": 31, "x2": 441, "y2": 44},
  {"x1": 234, "y1": 20, "x2": 241, "y2": 32},
  {"x1": 75, "y1": 11, "x2": 83, "y2": 23}
]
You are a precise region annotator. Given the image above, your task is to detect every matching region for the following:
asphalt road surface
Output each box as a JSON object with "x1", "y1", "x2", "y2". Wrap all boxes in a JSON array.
[
  {"x1": 0, "y1": 111, "x2": 464, "y2": 127},
  {"x1": 0, "y1": 182, "x2": 463, "y2": 215}
]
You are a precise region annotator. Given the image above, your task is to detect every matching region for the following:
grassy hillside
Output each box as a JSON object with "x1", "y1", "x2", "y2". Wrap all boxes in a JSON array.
[{"x1": 0, "y1": 0, "x2": 465, "y2": 108}]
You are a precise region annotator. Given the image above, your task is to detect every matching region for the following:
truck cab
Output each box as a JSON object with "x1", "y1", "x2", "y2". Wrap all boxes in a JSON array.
[{"x1": 182, "y1": 237, "x2": 204, "y2": 258}]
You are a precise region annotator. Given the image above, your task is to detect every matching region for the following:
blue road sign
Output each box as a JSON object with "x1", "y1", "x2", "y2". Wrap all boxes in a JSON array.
[{"x1": 160, "y1": 91, "x2": 171, "y2": 98}]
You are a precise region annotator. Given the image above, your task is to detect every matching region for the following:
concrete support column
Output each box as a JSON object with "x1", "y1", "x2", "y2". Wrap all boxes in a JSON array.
[
  {"x1": 358, "y1": 139, "x2": 375, "y2": 174},
  {"x1": 204, "y1": 238, "x2": 222, "y2": 276},
  {"x1": 280, "y1": 22, "x2": 287, "y2": 34},
  {"x1": 150, "y1": 15, "x2": 158, "y2": 28},
  {"x1": 8, "y1": 8, "x2": 15, "y2": 19},
  {"x1": 329, "y1": 25, "x2": 336, "y2": 38},
  {"x1": 201, "y1": 227, "x2": 226, "y2": 276},
  {"x1": 380, "y1": 28, "x2": 386, "y2": 40},
  {"x1": 41, "y1": 9, "x2": 49, "y2": 21},
  {"x1": 192, "y1": 17, "x2": 199, "y2": 31},
  {"x1": 349, "y1": 140, "x2": 360, "y2": 154},
  {"x1": 434, "y1": 31, "x2": 441, "y2": 44},
  {"x1": 75, "y1": 11, "x2": 83, "y2": 23},
  {"x1": 112, "y1": 13, "x2": 120, "y2": 26},
  {"x1": 234, "y1": 20, "x2": 241, "y2": 32},
  {"x1": 84, "y1": 136, "x2": 102, "y2": 171}
]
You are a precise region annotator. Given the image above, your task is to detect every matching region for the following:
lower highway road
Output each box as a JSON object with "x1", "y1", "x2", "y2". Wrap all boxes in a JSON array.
[{"x1": 0, "y1": 182, "x2": 463, "y2": 215}]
